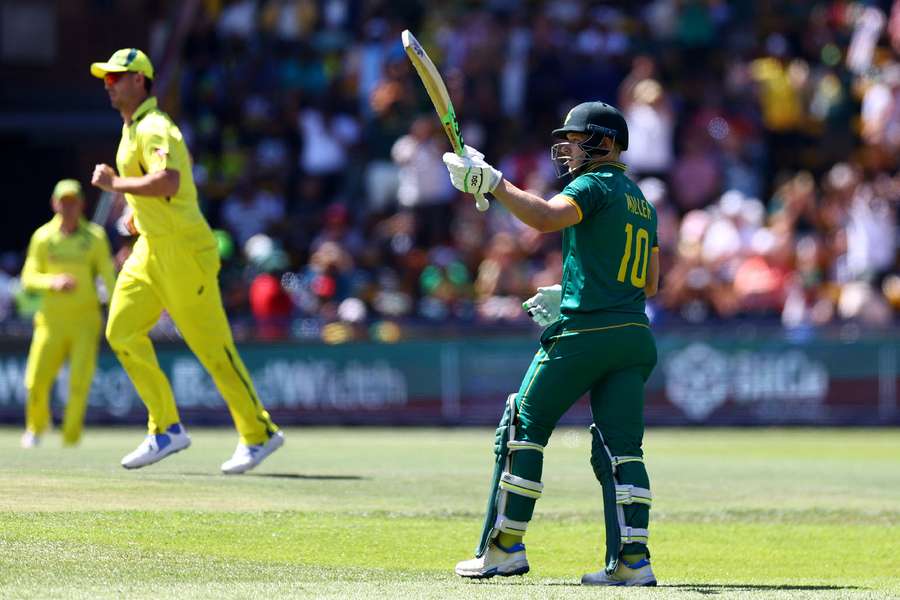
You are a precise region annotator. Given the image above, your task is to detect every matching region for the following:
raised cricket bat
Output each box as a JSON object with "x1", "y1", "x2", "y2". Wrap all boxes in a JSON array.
[{"x1": 401, "y1": 29, "x2": 489, "y2": 212}]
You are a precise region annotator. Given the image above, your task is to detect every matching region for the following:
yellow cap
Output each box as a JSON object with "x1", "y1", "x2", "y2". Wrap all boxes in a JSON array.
[
  {"x1": 51, "y1": 179, "x2": 83, "y2": 201},
  {"x1": 90, "y1": 48, "x2": 154, "y2": 80}
]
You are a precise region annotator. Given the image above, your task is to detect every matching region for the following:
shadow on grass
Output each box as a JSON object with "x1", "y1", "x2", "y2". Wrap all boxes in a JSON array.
[
  {"x1": 541, "y1": 583, "x2": 862, "y2": 592},
  {"x1": 248, "y1": 473, "x2": 366, "y2": 481},
  {"x1": 661, "y1": 584, "x2": 862, "y2": 594},
  {"x1": 178, "y1": 472, "x2": 367, "y2": 480}
]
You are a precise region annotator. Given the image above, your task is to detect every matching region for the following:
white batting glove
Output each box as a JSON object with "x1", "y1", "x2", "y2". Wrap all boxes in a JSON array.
[
  {"x1": 522, "y1": 284, "x2": 562, "y2": 327},
  {"x1": 443, "y1": 147, "x2": 503, "y2": 195},
  {"x1": 460, "y1": 145, "x2": 484, "y2": 161}
]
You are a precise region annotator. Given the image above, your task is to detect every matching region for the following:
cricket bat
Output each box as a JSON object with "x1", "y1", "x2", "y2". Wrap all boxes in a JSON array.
[{"x1": 401, "y1": 29, "x2": 489, "y2": 212}]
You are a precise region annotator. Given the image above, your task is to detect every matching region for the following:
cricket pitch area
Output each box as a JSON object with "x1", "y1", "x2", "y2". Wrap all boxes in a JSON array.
[{"x1": 2, "y1": 427, "x2": 898, "y2": 599}]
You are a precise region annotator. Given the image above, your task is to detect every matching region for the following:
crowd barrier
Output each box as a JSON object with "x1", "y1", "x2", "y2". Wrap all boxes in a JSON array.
[{"x1": 0, "y1": 326, "x2": 896, "y2": 426}]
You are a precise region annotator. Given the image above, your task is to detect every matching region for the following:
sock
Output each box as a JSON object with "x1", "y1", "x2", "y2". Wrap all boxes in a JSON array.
[
  {"x1": 622, "y1": 552, "x2": 647, "y2": 565},
  {"x1": 496, "y1": 532, "x2": 523, "y2": 550}
]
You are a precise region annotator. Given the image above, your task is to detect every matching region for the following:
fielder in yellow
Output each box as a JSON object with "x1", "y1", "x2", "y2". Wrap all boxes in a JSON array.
[
  {"x1": 20, "y1": 179, "x2": 115, "y2": 448},
  {"x1": 89, "y1": 48, "x2": 283, "y2": 473}
]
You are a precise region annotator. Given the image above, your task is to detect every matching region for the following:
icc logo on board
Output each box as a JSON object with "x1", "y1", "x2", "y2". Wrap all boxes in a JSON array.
[{"x1": 664, "y1": 343, "x2": 829, "y2": 421}]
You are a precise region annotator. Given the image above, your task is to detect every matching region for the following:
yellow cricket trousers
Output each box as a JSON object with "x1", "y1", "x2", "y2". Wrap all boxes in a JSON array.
[
  {"x1": 105, "y1": 229, "x2": 277, "y2": 445},
  {"x1": 24, "y1": 311, "x2": 101, "y2": 444}
]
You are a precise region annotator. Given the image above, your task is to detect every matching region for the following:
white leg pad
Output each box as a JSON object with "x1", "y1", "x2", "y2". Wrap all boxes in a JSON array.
[
  {"x1": 499, "y1": 472, "x2": 544, "y2": 499},
  {"x1": 495, "y1": 516, "x2": 529, "y2": 535},
  {"x1": 616, "y1": 485, "x2": 652, "y2": 506}
]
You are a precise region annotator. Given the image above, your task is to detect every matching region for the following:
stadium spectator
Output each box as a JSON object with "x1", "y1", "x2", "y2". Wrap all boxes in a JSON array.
[
  {"x1": 391, "y1": 116, "x2": 456, "y2": 246},
  {"x1": 6, "y1": 1, "x2": 897, "y2": 341},
  {"x1": 221, "y1": 179, "x2": 286, "y2": 246}
]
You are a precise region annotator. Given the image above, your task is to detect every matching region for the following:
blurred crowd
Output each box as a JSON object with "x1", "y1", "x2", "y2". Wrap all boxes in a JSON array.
[{"x1": 5, "y1": 0, "x2": 900, "y2": 340}]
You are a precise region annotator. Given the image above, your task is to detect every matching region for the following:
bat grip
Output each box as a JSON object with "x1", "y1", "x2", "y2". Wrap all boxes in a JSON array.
[{"x1": 474, "y1": 193, "x2": 489, "y2": 212}]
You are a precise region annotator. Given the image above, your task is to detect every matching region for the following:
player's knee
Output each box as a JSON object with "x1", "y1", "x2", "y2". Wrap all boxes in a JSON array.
[
  {"x1": 105, "y1": 316, "x2": 134, "y2": 350},
  {"x1": 105, "y1": 324, "x2": 136, "y2": 356},
  {"x1": 104, "y1": 320, "x2": 120, "y2": 347},
  {"x1": 515, "y1": 404, "x2": 553, "y2": 447},
  {"x1": 518, "y1": 422, "x2": 552, "y2": 449}
]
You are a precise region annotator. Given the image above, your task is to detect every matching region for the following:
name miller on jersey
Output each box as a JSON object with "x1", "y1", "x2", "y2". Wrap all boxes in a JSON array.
[{"x1": 625, "y1": 193, "x2": 652, "y2": 220}]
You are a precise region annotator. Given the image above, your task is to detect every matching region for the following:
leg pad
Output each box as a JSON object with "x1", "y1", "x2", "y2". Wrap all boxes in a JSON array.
[
  {"x1": 590, "y1": 425, "x2": 651, "y2": 573},
  {"x1": 476, "y1": 394, "x2": 546, "y2": 557}
]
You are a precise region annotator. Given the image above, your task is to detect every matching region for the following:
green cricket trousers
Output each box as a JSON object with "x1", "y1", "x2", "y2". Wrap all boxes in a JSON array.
[{"x1": 510, "y1": 313, "x2": 657, "y2": 555}]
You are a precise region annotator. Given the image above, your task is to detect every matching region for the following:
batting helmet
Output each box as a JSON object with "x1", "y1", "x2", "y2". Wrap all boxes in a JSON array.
[{"x1": 552, "y1": 101, "x2": 629, "y2": 151}]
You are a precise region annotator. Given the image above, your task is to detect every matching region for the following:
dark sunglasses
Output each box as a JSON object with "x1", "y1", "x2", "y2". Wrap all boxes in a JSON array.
[{"x1": 104, "y1": 71, "x2": 132, "y2": 85}]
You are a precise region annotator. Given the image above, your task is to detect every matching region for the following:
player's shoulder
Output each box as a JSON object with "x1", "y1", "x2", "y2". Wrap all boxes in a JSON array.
[
  {"x1": 624, "y1": 177, "x2": 657, "y2": 217},
  {"x1": 31, "y1": 220, "x2": 58, "y2": 240},
  {"x1": 570, "y1": 171, "x2": 614, "y2": 193},
  {"x1": 136, "y1": 107, "x2": 175, "y2": 135},
  {"x1": 82, "y1": 221, "x2": 109, "y2": 241}
]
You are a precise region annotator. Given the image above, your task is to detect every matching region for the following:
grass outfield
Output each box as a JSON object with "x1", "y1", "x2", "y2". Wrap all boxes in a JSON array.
[{"x1": 1, "y1": 427, "x2": 898, "y2": 599}]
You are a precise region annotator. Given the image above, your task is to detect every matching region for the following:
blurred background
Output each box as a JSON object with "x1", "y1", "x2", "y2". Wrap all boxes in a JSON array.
[{"x1": 0, "y1": 0, "x2": 896, "y2": 427}]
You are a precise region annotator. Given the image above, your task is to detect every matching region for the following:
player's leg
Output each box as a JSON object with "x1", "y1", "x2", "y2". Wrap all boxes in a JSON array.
[
  {"x1": 61, "y1": 314, "x2": 101, "y2": 446},
  {"x1": 457, "y1": 328, "x2": 599, "y2": 578},
  {"x1": 107, "y1": 251, "x2": 190, "y2": 468},
  {"x1": 582, "y1": 327, "x2": 657, "y2": 587},
  {"x1": 161, "y1": 243, "x2": 280, "y2": 473},
  {"x1": 22, "y1": 321, "x2": 67, "y2": 447}
]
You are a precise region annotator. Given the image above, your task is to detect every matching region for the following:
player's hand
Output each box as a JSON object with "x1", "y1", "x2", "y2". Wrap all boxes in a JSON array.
[
  {"x1": 522, "y1": 284, "x2": 562, "y2": 327},
  {"x1": 50, "y1": 274, "x2": 77, "y2": 292},
  {"x1": 91, "y1": 164, "x2": 118, "y2": 192},
  {"x1": 460, "y1": 145, "x2": 484, "y2": 161},
  {"x1": 443, "y1": 148, "x2": 503, "y2": 196}
]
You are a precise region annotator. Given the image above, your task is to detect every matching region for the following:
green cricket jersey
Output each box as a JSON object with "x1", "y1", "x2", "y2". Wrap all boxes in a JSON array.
[{"x1": 558, "y1": 161, "x2": 658, "y2": 320}]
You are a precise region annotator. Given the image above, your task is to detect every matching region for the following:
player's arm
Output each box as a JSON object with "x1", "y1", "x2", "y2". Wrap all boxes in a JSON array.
[
  {"x1": 491, "y1": 179, "x2": 582, "y2": 233},
  {"x1": 20, "y1": 234, "x2": 53, "y2": 291},
  {"x1": 442, "y1": 147, "x2": 580, "y2": 232},
  {"x1": 645, "y1": 248, "x2": 660, "y2": 298},
  {"x1": 21, "y1": 233, "x2": 75, "y2": 292},
  {"x1": 91, "y1": 165, "x2": 179, "y2": 197},
  {"x1": 92, "y1": 127, "x2": 179, "y2": 197}
]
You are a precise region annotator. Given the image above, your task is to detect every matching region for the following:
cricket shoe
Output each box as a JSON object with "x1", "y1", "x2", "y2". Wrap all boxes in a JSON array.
[
  {"x1": 20, "y1": 431, "x2": 40, "y2": 449},
  {"x1": 581, "y1": 558, "x2": 657, "y2": 586},
  {"x1": 121, "y1": 423, "x2": 191, "y2": 469},
  {"x1": 220, "y1": 430, "x2": 285, "y2": 474},
  {"x1": 455, "y1": 542, "x2": 530, "y2": 579}
]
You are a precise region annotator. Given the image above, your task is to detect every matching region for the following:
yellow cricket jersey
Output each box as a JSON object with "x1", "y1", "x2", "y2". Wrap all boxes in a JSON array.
[
  {"x1": 115, "y1": 96, "x2": 209, "y2": 238},
  {"x1": 21, "y1": 215, "x2": 116, "y2": 319},
  {"x1": 750, "y1": 57, "x2": 803, "y2": 132}
]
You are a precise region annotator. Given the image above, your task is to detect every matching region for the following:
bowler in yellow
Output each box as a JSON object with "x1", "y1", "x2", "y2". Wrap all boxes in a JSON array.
[
  {"x1": 89, "y1": 48, "x2": 283, "y2": 473},
  {"x1": 20, "y1": 179, "x2": 115, "y2": 448}
]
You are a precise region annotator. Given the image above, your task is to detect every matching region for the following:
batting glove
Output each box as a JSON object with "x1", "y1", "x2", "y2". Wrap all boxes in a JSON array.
[
  {"x1": 522, "y1": 284, "x2": 562, "y2": 327},
  {"x1": 443, "y1": 147, "x2": 503, "y2": 195}
]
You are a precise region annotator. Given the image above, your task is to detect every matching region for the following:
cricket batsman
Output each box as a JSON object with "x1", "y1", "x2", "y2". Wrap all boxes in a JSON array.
[
  {"x1": 89, "y1": 48, "x2": 283, "y2": 473},
  {"x1": 20, "y1": 179, "x2": 115, "y2": 448},
  {"x1": 443, "y1": 102, "x2": 660, "y2": 586}
]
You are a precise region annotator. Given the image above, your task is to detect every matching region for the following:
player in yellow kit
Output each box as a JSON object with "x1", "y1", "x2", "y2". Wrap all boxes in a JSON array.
[
  {"x1": 20, "y1": 179, "x2": 115, "y2": 448},
  {"x1": 89, "y1": 48, "x2": 283, "y2": 473}
]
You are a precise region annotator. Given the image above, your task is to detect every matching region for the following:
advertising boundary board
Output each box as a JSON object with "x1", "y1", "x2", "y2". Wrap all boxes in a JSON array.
[{"x1": 0, "y1": 329, "x2": 896, "y2": 427}]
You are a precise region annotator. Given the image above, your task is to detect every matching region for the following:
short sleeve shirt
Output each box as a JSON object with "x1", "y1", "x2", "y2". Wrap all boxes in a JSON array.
[
  {"x1": 115, "y1": 97, "x2": 206, "y2": 237},
  {"x1": 558, "y1": 161, "x2": 659, "y2": 317}
]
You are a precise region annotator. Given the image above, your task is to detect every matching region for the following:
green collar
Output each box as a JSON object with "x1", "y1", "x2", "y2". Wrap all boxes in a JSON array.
[
  {"x1": 130, "y1": 96, "x2": 157, "y2": 125},
  {"x1": 51, "y1": 214, "x2": 86, "y2": 234},
  {"x1": 585, "y1": 161, "x2": 627, "y2": 173}
]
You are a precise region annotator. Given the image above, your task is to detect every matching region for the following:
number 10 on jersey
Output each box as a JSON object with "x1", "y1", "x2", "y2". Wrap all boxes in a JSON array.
[{"x1": 617, "y1": 223, "x2": 650, "y2": 288}]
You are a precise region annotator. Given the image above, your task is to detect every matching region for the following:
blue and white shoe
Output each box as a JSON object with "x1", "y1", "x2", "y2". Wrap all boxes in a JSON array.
[
  {"x1": 581, "y1": 558, "x2": 657, "y2": 586},
  {"x1": 455, "y1": 542, "x2": 530, "y2": 579},
  {"x1": 121, "y1": 423, "x2": 191, "y2": 469},
  {"x1": 220, "y1": 430, "x2": 285, "y2": 474},
  {"x1": 20, "y1": 430, "x2": 40, "y2": 449}
]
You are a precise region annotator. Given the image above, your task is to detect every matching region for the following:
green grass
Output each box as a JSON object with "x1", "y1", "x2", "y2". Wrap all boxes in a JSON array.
[{"x1": 1, "y1": 427, "x2": 899, "y2": 599}]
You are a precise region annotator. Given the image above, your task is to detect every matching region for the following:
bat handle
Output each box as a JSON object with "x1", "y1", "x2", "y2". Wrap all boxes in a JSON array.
[{"x1": 474, "y1": 193, "x2": 489, "y2": 212}]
